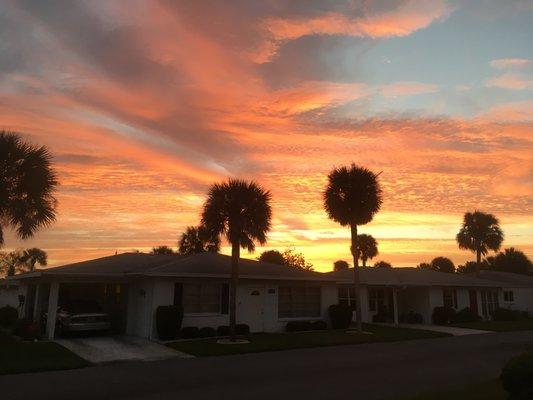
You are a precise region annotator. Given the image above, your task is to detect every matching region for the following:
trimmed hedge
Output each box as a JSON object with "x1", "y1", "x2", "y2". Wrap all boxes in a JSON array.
[
  {"x1": 454, "y1": 307, "x2": 481, "y2": 323},
  {"x1": 0, "y1": 305, "x2": 18, "y2": 328},
  {"x1": 311, "y1": 320, "x2": 328, "y2": 330},
  {"x1": 286, "y1": 321, "x2": 312, "y2": 332},
  {"x1": 156, "y1": 305, "x2": 183, "y2": 340},
  {"x1": 432, "y1": 306, "x2": 456, "y2": 325},
  {"x1": 198, "y1": 327, "x2": 216, "y2": 338},
  {"x1": 216, "y1": 324, "x2": 250, "y2": 336},
  {"x1": 217, "y1": 325, "x2": 230, "y2": 336},
  {"x1": 492, "y1": 308, "x2": 527, "y2": 321},
  {"x1": 12, "y1": 318, "x2": 41, "y2": 340},
  {"x1": 179, "y1": 326, "x2": 199, "y2": 339},
  {"x1": 501, "y1": 352, "x2": 533, "y2": 399},
  {"x1": 329, "y1": 304, "x2": 352, "y2": 329}
]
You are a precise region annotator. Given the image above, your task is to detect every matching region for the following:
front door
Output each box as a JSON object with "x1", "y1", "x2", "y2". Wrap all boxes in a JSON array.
[
  {"x1": 469, "y1": 290, "x2": 478, "y2": 314},
  {"x1": 239, "y1": 286, "x2": 264, "y2": 332}
]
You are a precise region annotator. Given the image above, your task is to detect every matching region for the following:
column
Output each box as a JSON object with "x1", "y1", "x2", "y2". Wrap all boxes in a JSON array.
[
  {"x1": 393, "y1": 288, "x2": 399, "y2": 325},
  {"x1": 33, "y1": 284, "x2": 42, "y2": 322},
  {"x1": 46, "y1": 282, "x2": 59, "y2": 340}
]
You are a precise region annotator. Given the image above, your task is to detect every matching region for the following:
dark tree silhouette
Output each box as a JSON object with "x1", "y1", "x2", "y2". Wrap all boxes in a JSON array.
[
  {"x1": 0, "y1": 248, "x2": 47, "y2": 276},
  {"x1": 333, "y1": 260, "x2": 350, "y2": 271},
  {"x1": 430, "y1": 257, "x2": 455, "y2": 273},
  {"x1": 457, "y1": 260, "x2": 490, "y2": 274},
  {"x1": 21, "y1": 248, "x2": 47, "y2": 271},
  {"x1": 357, "y1": 234, "x2": 378, "y2": 267},
  {"x1": 324, "y1": 164, "x2": 382, "y2": 332},
  {"x1": 374, "y1": 260, "x2": 392, "y2": 268},
  {"x1": 492, "y1": 248, "x2": 532, "y2": 275},
  {"x1": 456, "y1": 211, "x2": 504, "y2": 273},
  {"x1": 0, "y1": 131, "x2": 58, "y2": 247},
  {"x1": 258, "y1": 250, "x2": 285, "y2": 265},
  {"x1": 178, "y1": 226, "x2": 220, "y2": 255},
  {"x1": 417, "y1": 262, "x2": 432, "y2": 270},
  {"x1": 151, "y1": 245, "x2": 175, "y2": 255},
  {"x1": 282, "y1": 249, "x2": 313, "y2": 271},
  {"x1": 201, "y1": 179, "x2": 271, "y2": 341}
]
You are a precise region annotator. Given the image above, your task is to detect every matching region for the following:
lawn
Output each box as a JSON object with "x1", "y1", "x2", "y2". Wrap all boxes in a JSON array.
[
  {"x1": 0, "y1": 331, "x2": 90, "y2": 375},
  {"x1": 452, "y1": 319, "x2": 533, "y2": 332},
  {"x1": 395, "y1": 379, "x2": 506, "y2": 400},
  {"x1": 168, "y1": 324, "x2": 450, "y2": 357}
]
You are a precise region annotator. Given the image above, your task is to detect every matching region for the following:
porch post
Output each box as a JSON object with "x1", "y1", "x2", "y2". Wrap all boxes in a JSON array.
[
  {"x1": 33, "y1": 284, "x2": 42, "y2": 322},
  {"x1": 46, "y1": 282, "x2": 59, "y2": 340},
  {"x1": 392, "y1": 288, "x2": 399, "y2": 325}
]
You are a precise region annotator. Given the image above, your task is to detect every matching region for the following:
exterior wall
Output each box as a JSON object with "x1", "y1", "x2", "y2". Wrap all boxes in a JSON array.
[
  {"x1": 500, "y1": 287, "x2": 533, "y2": 315},
  {"x1": 0, "y1": 284, "x2": 22, "y2": 309},
  {"x1": 126, "y1": 280, "x2": 155, "y2": 338}
]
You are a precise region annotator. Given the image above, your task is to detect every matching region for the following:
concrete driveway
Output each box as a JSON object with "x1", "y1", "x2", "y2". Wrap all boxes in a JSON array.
[{"x1": 55, "y1": 335, "x2": 192, "y2": 363}]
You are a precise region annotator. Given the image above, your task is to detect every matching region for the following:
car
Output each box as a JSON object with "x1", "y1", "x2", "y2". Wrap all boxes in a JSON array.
[{"x1": 48, "y1": 300, "x2": 111, "y2": 336}]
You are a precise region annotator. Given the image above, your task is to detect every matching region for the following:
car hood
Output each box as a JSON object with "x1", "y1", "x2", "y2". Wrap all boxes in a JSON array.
[{"x1": 68, "y1": 312, "x2": 108, "y2": 317}]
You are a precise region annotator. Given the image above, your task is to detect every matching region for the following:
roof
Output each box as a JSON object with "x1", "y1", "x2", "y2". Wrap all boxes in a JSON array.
[
  {"x1": 11, "y1": 252, "x2": 335, "y2": 282},
  {"x1": 327, "y1": 267, "x2": 502, "y2": 288},
  {"x1": 476, "y1": 270, "x2": 533, "y2": 288}
]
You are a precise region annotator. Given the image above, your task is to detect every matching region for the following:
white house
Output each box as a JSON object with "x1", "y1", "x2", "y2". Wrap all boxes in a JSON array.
[
  {"x1": 476, "y1": 270, "x2": 533, "y2": 315},
  {"x1": 0, "y1": 278, "x2": 23, "y2": 309}
]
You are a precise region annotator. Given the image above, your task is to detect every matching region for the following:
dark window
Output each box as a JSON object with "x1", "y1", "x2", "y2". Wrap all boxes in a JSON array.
[
  {"x1": 338, "y1": 287, "x2": 356, "y2": 309},
  {"x1": 443, "y1": 288, "x2": 458, "y2": 309},
  {"x1": 173, "y1": 283, "x2": 183, "y2": 307},
  {"x1": 368, "y1": 288, "x2": 385, "y2": 312},
  {"x1": 278, "y1": 286, "x2": 321, "y2": 318},
  {"x1": 183, "y1": 283, "x2": 222, "y2": 314},
  {"x1": 503, "y1": 290, "x2": 514, "y2": 303}
]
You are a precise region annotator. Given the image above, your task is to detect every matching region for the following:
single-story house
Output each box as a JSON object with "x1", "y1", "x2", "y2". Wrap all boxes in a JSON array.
[
  {"x1": 327, "y1": 267, "x2": 505, "y2": 324},
  {"x1": 476, "y1": 270, "x2": 533, "y2": 315},
  {"x1": 0, "y1": 278, "x2": 23, "y2": 309},
  {"x1": 10, "y1": 252, "x2": 338, "y2": 339}
]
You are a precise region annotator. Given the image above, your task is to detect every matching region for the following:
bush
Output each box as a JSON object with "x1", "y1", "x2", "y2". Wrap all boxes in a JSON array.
[
  {"x1": 492, "y1": 308, "x2": 525, "y2": 321},
  {"x1": 432, "y1": 306, "x2": 456, "y2": 325},
  {"x1": 286, "y1": 321, "x2": 312, "y2": 332},
  {"x1": 501, "y1": 352, "x2": 533, "y2": 399},
  {"x1": 328, "y1": 304, "x2": 352, "y2": 329},
  {"x1": 217, "y1": 325, "x2": 229, "y2": 336},
  {"x1": 236, "y1": 323, "x2": 250, "y2": 335},
  {"x1": 179, "y1": 326, "x2": 199, "y2": 339},
  {"x1": 400, "y1": 311, "x2": 424, "y2": 324},
  {"x1": 0, "y1": 305, "x2": 18, "y2": 328},
  {"x1": 12, "y1": 318, "x2": 40, "y2": 340},
  {"x1": 311, "y1": 320, "x2": 328, "y2": 330},
  {"x1": 454, "y1": 307, "x2": 481, "y2": 323},
  {"x1": 156, "y1": 305, "x2": 183, "y2": 340},
  {"x1": 198, "y1": 327, "x2": 216, "y2": 338}
]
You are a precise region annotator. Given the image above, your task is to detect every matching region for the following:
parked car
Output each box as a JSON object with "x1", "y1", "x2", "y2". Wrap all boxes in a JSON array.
[{"x1": 44, "y1": 300, "x2": 111, "y2": 336}]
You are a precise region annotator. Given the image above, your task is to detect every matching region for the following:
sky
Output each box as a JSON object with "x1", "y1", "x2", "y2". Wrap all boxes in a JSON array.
[{"x1": 1, "y1": 0, "x2": 532, "y2": 272}]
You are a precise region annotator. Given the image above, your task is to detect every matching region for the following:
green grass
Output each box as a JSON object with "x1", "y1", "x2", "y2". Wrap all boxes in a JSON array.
[
  {"x1": 396, "y1": 379, "x2": 506, "y2": 400},
  {"x1": 0, "y1": 331, "x2": 90, "y2": 375},
  {"x1": 452, "y1": 319, "x2": 533, "y2": 332},
  {"x1": 168, "y1": 324, "x2": 450, "y2": 357}
]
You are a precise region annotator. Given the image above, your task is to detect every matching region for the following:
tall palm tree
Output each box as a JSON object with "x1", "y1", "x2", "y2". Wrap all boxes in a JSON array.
[
  {"x1": 201, "y1": 179, "x2": 271, "y2": 341},
  {"x1": 456, "y1": 211, "x2": 504, "y2": 273},
  {"x1": 21, "y1": 248, "x2": 47, "y2": 271},
  {"x1": 324, "y1": 164, "x2": 382, "y2": 332},
  {"x1": 357, "y1": 234, "x2": 378, "y2": 267},
  {"x1": 178, "y1": 226, "x2": 220, "y2": 255},
  {"x1": 0, "y1": 131, "x2": 58, "y2": 247}
]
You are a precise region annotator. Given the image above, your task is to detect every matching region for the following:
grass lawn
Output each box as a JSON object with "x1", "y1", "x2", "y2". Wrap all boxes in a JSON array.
[
  {"x1": 168, "y1": 324, "x2": 450, "y2": 357},
  {"x1": 452, "y1": 319, "x2": 533, "y2": 332},
  {"x1": 0, "y1": 331, "x2": 90, "y2": 375},
  {"x1": 396, "y1": 379, "x2": 506, "y2": 400}
]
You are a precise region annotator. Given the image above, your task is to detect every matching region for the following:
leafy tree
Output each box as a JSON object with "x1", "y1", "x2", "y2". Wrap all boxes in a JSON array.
[
  {"x1": 374, "y1": 260, "x2": 392, "y2": 268},
  {"x1": 201, "y1": 179, "x2": 271, "y2": 341},
  {"x1": 430, "y1": 257, "x2": 455, "y2": 273},
  {"x1": 21, "y1": 248, "x2": 47, "y2": 271},
  {"x1": 357, "y1": 234, "x2": 378, "y2": 267},
  {"x1": 333, "y1": 260, "x2": 350, "y2": 271},
  {"x1": 324, "y1": 164, "x2": 382, "y2": 332},
  {"x1": 282, "y1": 249, "x2": 314, "y2": 271},
  {"x1": 492, "y1": 248, "x2": 532, "y2": 275},
  {"x1": 0, "y1": 131, "x2": 58, "y2": 247},
  {"x1": 456, "y1": 211, "x2": 504, "y2": 273},
  {"x1": 457, "y1": 260, "x2": 490, "y2": 274},
  {"x1": 178, "y1": 226, "x2": 220, "y2": 255},
  {"x1": 258, "y1": 250, "x2": 285, "y2": 265},
  {"x1": 417, "y1": 262, "x2": 432, "y2": 270},
  {"x1": 151, "y1": 245, "x2": 175, "y2": 255}
]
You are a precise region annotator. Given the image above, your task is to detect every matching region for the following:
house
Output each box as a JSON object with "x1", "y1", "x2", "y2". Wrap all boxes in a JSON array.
[
  {"x1": 327, "y1": 267, "x2": 504, "y2": 324},
  {"x1": 476, "y1": 270, "x2": 533, "y2": 315},
  {"x1": 0, "y1": 278, "x2": 23, "y2": 309},
  {"x1": 10, "y1": 252, "x2": 338, "y2": 339}
]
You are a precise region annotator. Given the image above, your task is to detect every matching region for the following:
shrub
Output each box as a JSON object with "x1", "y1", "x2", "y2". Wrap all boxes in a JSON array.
[
  {"x1": 236, "y1": 323, "x2": 250, "y2": 335},
  {"x1": 156, "y1": 305, "x2": 183, "y2": 340},
  {"x1": 432, "y1": 306, "x2": 456, "y2": 325},
  {"x1": 492, "y1": 308, "x2": 525, "y2": 321},
  {"x1": 198, "y1": 327, "x2": 216, "y2": 338},
  {"x1": 286, "y1": 321, "x2": 312, "y2": 332},
  {"x1": 0, "y1": 305, "x2": 18, "y2": 328},
  {"x1": 12, "y1": 318, "x2": 40, "y2": 340},
  {"x1": 179, "y1": 326, "x2": 199, "y2": 339},
  {"x1": 501, "y1": 352, "x2": 533, "y2": 399},
  {"x1": 328, "y1": 304, "x2": 352, "y2": 329},
  {"x1": 454, "y1": 307, "x2": 481, "y2": 323},
  {"x1": 400, "y1": 311, "x2": 424, "y2": 324},
  {"x1": 217, "y1": 325, "x2": 229, "y2": 336},
  {"x1": 311, "y1": 320, "x2": 328, "y2": 330}
]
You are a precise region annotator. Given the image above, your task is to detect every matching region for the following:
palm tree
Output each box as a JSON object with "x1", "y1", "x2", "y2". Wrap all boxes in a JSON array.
[
  {"x1": 201, "y1": 179, "x2": 271, "y2": 341},
  {"x1": 21, "y1": 248, "x2": 47, "y2": 271},
  {"x1": 324, "y1": 164, "x2": 382, "y2": 332},
  {"x1": 357, "y1": 234, "x2": 378, "y2": 267},
  {"x1": 456, "y1": 211, "x2": 504, "y2": 273},
  {"x1": 0, "y1": 131, "x2": 58, "y2": 247},
  {"x1": 178, "y1": 226, "x2": 220, "y2": 255}
]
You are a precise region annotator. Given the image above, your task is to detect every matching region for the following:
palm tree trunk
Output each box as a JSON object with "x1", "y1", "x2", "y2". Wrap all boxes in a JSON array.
[
  {"x1": 351, "y1": 223, "x2": 362, "y2": 333},
  {"x1": 229, "y1": 241, "x2": 240, "y2": 342},
  {"x1": 476, "y1": 247, "x2": 481, "y2": 276}
]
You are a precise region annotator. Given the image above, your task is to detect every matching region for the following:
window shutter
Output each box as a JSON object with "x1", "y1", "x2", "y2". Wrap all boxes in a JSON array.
[
  {"x1": 173, "y1": 283, "x2": 183, "y2": 307},
  {"x1": 221, "y1": 283, "x2": 229, "y2": 314}
]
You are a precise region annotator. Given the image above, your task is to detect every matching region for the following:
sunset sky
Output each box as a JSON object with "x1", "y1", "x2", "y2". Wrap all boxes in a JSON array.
[{"x1": 1, "y1": 0, "x2": 532, "y2": 272}]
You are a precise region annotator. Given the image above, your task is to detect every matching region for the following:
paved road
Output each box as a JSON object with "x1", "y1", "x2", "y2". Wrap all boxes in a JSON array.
[{"x1": 2, "y1": 332, "x2": 532, "y2": 400}]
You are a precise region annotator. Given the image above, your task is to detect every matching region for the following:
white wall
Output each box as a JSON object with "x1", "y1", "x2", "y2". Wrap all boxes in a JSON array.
[
  {"x1": 0, "y1": 285, "x2": 21, "y2": 309},
  {"x1": 501, "y1": 287, "x2": 533, "y2": 315}
]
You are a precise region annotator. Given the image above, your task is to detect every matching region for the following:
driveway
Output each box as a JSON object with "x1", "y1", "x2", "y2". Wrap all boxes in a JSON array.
[
  {"x1": 55, "y1": 335, "x2": 192, "y2": 363},
  {"x1": 2, "y1": 331, "x2": 533, "y2": 400},
  {"x1": 379, "y1": 323, "x2": 492, "y2": 336}
]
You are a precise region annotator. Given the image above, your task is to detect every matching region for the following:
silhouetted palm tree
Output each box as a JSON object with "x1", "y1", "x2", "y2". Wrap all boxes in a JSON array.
[
  {"x1": 324, "y1": 164, "x2": 382, "y2": 332},
  {"x1": 21, "y1": 248, "x2": 48, "y2": 271},
  {"x1": 0, "y1": 131, "x2": 58, "y2": 247},
  {"x1": 178, "y1": 226, "x2": 220, "y2": 255},
  {"x1": 357, "y1": 234, "x2": 378, "y2": 267},
  {"x1": 201, "y1": 179, "x2": 271, "y2": 341},
  {"x1": 456, "y1": 211, "x2": 503, "y2": 273}
]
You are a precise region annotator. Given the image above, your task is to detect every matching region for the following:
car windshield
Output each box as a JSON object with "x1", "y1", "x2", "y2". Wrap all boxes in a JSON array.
[{"x1": 65, "y1": 300, "x2": 103, "y2": 314}]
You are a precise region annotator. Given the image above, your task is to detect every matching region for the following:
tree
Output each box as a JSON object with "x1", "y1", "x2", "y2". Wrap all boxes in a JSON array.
[
  {"x1": 333, "y1": 260, "x2": 350, "y2": 271},
  {"x1": 430, "y1": 257, "x2": 455, "y2": 273},
  {"x1": 374, "y1": 260, "x2": 392, "y2": 268},
  {"x1": 417, "y1": 262, "x2": 432, "y2": 270},
  {"x1": 324, "y1": 164, "x2": 382, "y2": 332},
  {"x1": 456, "y1": 211, "x2": 504, "y2": 273},
  {"x1": 21, "y1": 248, "x2": 47, "y2": 271},
  {"x1": 1, "y1": 248, "x2": 48, "y2": 277},
  {"x1": 258, "y1": 250, "x2": 285, "y2": 265},
  {"x1": 201, "y1": 179, "x2": 271, "y2": 341},
  {"x1": 151, "y1": 245, "x2": 175, "y2": 255},
  {"x1": 0, "y1": 131, "x2": 58, "y2": 247},
  {"x1": 178, "y1": 226, "x2": 220, "y2": 255},
  {"x1": 357, "y1": 234, "x2": 378, "y2": 267},
  {"x1": 282, "y1": 249, "x2": 313, "y2": 271},
  {"x1": 457, "y1": 260, "x2": 490, "y2": 274},
  {"x1": 492, "y1": 248, "x2": 532, "y2": 275}
]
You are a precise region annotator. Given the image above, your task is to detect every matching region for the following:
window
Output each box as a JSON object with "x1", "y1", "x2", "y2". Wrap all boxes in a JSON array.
[
  {"x1": 338, "y1": 287, "x2": 356, "y2": 310},
  {"x1": 481, "y1": 290, "x2": 499, "y2": 318},
  {"x1": 278, "y1": 286, "x2": 321, "y2": 318},
  {"x1": 182, "y1": 283, "x2": 222, "y2": 314},
  {"x1": 368, "y1": 288, "x2": 385, "y2": 312},
  {"x1": 503, "y1": 290, "x2": 514, "y2": 303},
  {"x1": 443, "y1": 288, "x2": 458, "y2": 309}
]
